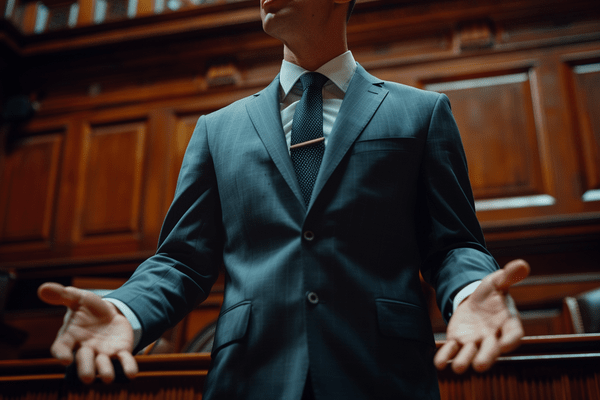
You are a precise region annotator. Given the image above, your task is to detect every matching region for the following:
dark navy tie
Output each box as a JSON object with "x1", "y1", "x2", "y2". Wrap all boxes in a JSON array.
[{"x1": 291, "y1": 72, "x2": 328, "y2": 207}]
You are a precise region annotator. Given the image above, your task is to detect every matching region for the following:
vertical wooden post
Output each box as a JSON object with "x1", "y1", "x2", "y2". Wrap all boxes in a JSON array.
[
  {"x1": 20, "y1": 1, "x2": 38, "y2": 34},
  {"x1": 77, "y1": 0, "x2": 94, "y2": 25}
]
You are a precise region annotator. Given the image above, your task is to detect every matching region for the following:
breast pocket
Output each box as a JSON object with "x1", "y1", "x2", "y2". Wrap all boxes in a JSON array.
[{"x1": 351, "y1": 137, "x2": 418, "y2": 155}]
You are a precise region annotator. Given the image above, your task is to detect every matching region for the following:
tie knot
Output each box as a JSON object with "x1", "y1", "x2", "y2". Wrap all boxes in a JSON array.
[{"x1": 300, "y1": 72, "x2": 328, "y2": 92}]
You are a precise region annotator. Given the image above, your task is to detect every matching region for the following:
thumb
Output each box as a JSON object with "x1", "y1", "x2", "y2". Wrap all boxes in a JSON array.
[
  {"x1": 38, "y1": 282, "x2": 83, "y2": 309},
  {"x1": 493, "y1": 259, "x2": 530, "y2": 292}
]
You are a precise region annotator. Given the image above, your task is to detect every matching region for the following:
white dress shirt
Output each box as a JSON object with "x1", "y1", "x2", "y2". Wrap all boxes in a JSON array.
[{"x1": 279, "y1": 50, "x2": 357, "y2": 150}]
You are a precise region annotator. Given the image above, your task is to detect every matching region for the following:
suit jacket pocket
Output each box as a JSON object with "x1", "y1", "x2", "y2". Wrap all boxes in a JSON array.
[
  {"x1": 212, "y1": 301, "x2": 252, "y2": 354},
  {"x1": 351, "y1": 137, "x2": 417, "y2": 154},
  {"x1": 376, "y1": 298, "x2": 434, "y2": 346}
]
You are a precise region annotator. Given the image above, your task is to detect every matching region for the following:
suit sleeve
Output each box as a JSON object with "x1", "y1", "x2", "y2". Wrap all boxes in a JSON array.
[
  {"x1": 106, "y1": 115, "x2": 223, "y2": 350},
  {"x1": 416, "y1": 93, "x2": 499, "y2": 322}
]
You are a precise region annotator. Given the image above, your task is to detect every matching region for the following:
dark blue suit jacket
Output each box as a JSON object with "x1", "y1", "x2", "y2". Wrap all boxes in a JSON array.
[{"x1": 108, "y1": 65, "x2": 498, "y2": 399}]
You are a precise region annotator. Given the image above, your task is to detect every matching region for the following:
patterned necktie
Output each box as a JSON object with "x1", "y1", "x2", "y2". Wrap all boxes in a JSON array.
[{"x1": 291, "y1": 72, "x2": 329, "y2": 207}]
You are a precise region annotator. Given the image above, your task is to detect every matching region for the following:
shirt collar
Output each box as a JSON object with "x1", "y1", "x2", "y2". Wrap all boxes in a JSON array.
[{"x1": 279, "y1": 51, "x2": 357, "y2": 97}]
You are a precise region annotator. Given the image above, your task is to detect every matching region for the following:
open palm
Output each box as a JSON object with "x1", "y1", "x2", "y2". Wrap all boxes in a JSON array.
[
  {"x1": 434, "y1": 259, "x2": 530, "y2": 374},
  {"x1": 38, "y1": 282, "x2": 138, "y2": 383}
]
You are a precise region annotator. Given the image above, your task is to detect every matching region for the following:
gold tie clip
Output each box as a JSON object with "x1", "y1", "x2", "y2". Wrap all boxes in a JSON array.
[{"x1": 289, "y1": 137, "x2": 325, "y2": 150}]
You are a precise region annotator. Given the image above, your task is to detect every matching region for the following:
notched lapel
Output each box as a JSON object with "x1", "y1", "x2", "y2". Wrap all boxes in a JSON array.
[
  {"x1": 310, "y1": 66, "x2": 389, "y2": 209},
  {"x1": 245, "y1": 76, "x2": 305, "y2": 206}
]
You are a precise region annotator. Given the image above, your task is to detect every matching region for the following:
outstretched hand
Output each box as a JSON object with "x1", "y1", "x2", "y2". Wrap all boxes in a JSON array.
[
  {"x1": 38, "y1": 282, "x2": 138, "y2": 384},
  {"x1": 434, "y1": 259, "x2": 530, "y2": 374}
]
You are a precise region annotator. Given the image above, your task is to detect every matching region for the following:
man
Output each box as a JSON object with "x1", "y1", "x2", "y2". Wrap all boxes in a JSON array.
[{"x1": 38, "y1": 0, "x2": 530, "y2": 398}]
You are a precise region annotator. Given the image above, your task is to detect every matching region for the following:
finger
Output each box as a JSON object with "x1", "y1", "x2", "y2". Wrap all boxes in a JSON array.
[
  {"x1": 472, "y1": 334, "x2": 501, "y2": 372},
  {"x1": 50, "y1": 332, "x2": 79, "y2": 363},
  {"x1": 434, "y1": 340, "x2": 459, "y2": 370},
  {"x1": 38, "y1": 283, "x2": 83, "y2": 309},
  {"x1": 117, "y1": 351, "x2": 139, "y2": 379},
  {"x1": 96, "y1": 353, "x2": 115, "y2": 384},
  {"x1": 38, "y1": 282, "x2": 69, "y2": 306},
  {"x1": 499, "y1": 316, "x2": 525, "y2": 353},
  {"x1": 76, "y1": 346, "x2": 96, "y2": 384},
  {"x1": 470, "y1": 260, "x2": 530, "y2": 304},
  {"x1": 492, "y1": 259, "x2": 530, "y2": 292},
  {"x1": 451, "y1": 342, "x2": 478, "y2": 374}
]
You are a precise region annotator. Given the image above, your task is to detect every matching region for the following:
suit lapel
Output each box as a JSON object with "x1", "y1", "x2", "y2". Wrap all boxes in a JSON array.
[
  {"x1": 246, "y1": 76, "x2": 305, "y2": 206},
  {"x1": 309, "y1": 65, "x2": 389, "y2": 209}
]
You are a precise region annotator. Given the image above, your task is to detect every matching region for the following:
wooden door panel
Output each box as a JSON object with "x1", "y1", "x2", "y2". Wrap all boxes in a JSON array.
[
  {"x1": 425, "y1": 70, "x2": 553, "y2": 212},
  {"x1": 0, "y1": 133, "x2": 63, "y2": 249},
  {"x1": 570, "y1": 62, "x2": 600, "y2": 203},
  {"x1": 77, "y1": 121, "x2": 146, "y2": 239},
  {"x1": 167, "y1": 115, "x2": 202, "y2": 204}
]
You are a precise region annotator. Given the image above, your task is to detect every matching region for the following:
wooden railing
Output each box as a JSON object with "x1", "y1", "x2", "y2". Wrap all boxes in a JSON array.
[
  {"x1": 0, "y1": 353, "x2": 211, "y2": 400},
  {"x1": 1, "y1": 334, "x2": 599, "y2": 400},
  {"x1": 437, "y1": 334, "x2": 600, "y2": 400}
]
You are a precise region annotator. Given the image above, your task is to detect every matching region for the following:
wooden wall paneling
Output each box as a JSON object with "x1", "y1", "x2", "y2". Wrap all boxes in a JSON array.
[
  {"x1": 529, "y1": 53, "x2": 580, "y2": 217},
  {"x1": 370, "y1": 39, "x2": 600, "y2": 262},
  {"x1": 425, "y1": 69, "x2": 547, "y2": 201},
  {"x1": 419, "y1": 57, "x2": 560, "y2": 226},
  {"x1": 139, "y1": 109, "x2": 177, "y2": 249},
  {"x1": 352, "y1": 30, "x2": 455, "y2": 82},
  {"x1": 497, "y1": 12, "x2": 600, "y2": 50},
  {"x1": 167, "y1": 113, "x2": 204, "y2": 208},
  {"x1": 0, "y1": 131, "x2": 64, "y2": 254},
  {"x1": 53, "y1": 119, "x2": 89, "y2": 256},
  {"x1": 567, "y1": 59, "x2": 600, "y2": 204},
  {"x1": 74, "y1": 119, "x2": 147, "y2": 246},
  {"x1": 2, "y1": 308, "x2": 66, "y2": 358}
]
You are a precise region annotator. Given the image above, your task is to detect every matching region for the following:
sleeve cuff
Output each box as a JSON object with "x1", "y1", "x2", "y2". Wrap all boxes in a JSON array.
[
  {"x1": 452, "y1": 280, "x2": 481, "y2": 313},
  {"x1": 103, "y1": 297, "x2": 142, "y2": 348}
]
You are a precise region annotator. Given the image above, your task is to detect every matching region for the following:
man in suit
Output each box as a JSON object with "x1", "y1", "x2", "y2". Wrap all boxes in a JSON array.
[{"x1": 38, "y1": 0, "x2": 530, "y2": 398}]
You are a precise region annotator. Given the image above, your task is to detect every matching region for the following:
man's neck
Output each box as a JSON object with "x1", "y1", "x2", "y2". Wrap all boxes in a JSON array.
[
  {"x1": 282, "y1": 31, "x2": 348, "y2": 72},
  {"x1": 262, "y1": 0, "x2": 350, "y2": 71},
  {"x1": 283, "y1": 46, "x2": 348, "y2": 72}
]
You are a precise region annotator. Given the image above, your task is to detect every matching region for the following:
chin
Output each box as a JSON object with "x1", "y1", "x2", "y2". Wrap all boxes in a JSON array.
[{"x1": 261, "y1": 14, "x2": 283, "y2": 40}]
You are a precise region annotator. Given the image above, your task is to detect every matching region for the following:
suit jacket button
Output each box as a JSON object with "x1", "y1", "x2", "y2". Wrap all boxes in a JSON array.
[
  {"x1": 303, "y1": 231, "x2": 315, "y2": 241},
  {"x1": 306, "y1": 292, "x2": 319, "y2": 304}
]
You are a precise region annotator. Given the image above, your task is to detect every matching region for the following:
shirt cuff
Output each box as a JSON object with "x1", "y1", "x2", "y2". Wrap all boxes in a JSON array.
[
  {"x1": 103, "y1": 297, "x2": 142, "y2": 348},
  {"x1": 452, "y1": 281, "x2": 481, "y2": 313}
]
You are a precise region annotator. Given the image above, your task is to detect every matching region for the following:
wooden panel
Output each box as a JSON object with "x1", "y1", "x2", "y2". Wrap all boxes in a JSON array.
[
  {"x1": 77, "y1": 121, "x2": 146, "y2": 239},
  {"x1": 167, "y1": 115, "x2": 201, "y2": 203},
  {"x1": 0, "y1": 133, "x2": 63, "y2": 248},
  {"x1": 570, "y1": 62, "x2": 600, "y2": 202},
  {"x1": 425, "y1": 70, "x2": 552, "y2": 212},
  {"x1": 2, "y1": 309, "x2": 65, "y2": 359}
]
